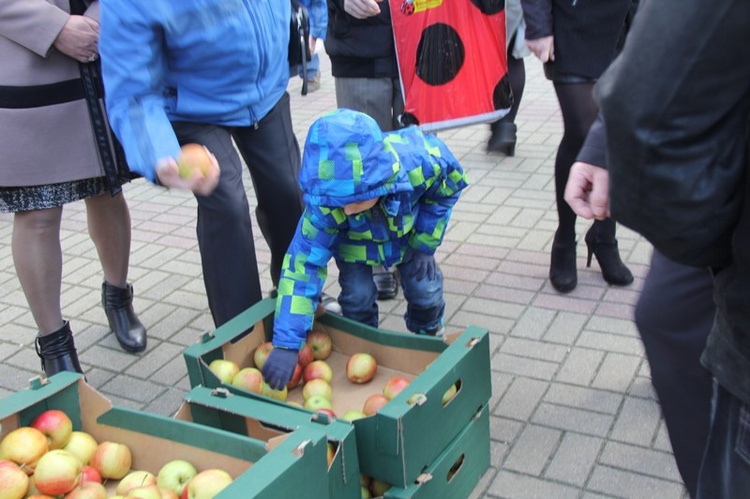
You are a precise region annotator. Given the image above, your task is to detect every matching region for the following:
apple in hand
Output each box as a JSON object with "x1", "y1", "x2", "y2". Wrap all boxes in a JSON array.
[
  {"x1": 34, "y1": 449, "x2": 81, "y2": 496},
  {"x1": 208, "y1": 359, "x2": 239, "y2": 384},
  {"x1": 63, "y1": 431, "x2": 99, "y2": 466},
  {"x1": 362, "y1": 394, "x2": 389, "y2": 416},
  {"x1": 90, "y1": 441, "x2": 131, "y2": 480},
  {"x1": 0, "y1": 459, "x2": 29, "y2": 499},
  {"x1": 302, "y1": 360, "x2": 333, "y2": 384},
  {"x1": 231, "y1": 367, "x2": 264, "y2": 394},
  {"x1": 286, "y1": 363, "x2": 303, "y2": 390},
  {"x1": 306, "y1": 330, "x2": 332, "y2": 360},
  {"x1": 345, "y1": 353, "x2": 377, "y2": 384},
  {"x1": 116, "y1": 470, "x2": 157, "y2": 495},
  {"x1": 302, "y1": 379, "x2": 332, "y2": 401},
  {"x1": 31, "y1": 409, "x2": 73, "y2": 450},
  {"x1": 0, "y1": 427, "x2": 49, "y2": 474},
  {"x1": 383, "y1": 375, "x2": 411, "y2": 400},
  {"x1": 157, "y1": 459, "x2": 197, "y2": 496},
  {"x1": 297, "y1": 343, "x2": 315, "y2": 368},
  {"x1": 63, "y1": 481, "x2": 107, "y2": 499},
  {"x1": 181, "y1": 469, "x2": 233, "y2": 499},
  {"x1": 177, "y1": 144, "x2": 212, "y2": 179},
  {"x1": 253, "y1": 342, "x2": 274, "y2": 370}
]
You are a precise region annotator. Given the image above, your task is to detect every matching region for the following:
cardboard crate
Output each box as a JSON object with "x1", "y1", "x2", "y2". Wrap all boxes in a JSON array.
[
  {"x1": 0, "y1": 372, "x2": 331, "y2": 498},
  {"x1": 177, "y1": 384, "x2": 360, "y2": 498},
  {"x1": 383, "y1": 404, "x2": 490, "y2": 498},
  {"x1": 183, "y1": 298, "x2": 491, "y2": 487}
]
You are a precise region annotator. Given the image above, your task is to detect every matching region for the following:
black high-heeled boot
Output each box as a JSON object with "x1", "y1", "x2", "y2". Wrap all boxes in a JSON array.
[
  {"x1": 549, "y1": 239, "x2": 578, "y2": 293},
  {"x1": 487, "y1": 122, "x2": 517, "y2": 156},
  {"x1": 35, "y1": 321, "x2": 84, "y2": 375},
  {"x1": 102, "y1": 282, "x2": 147, "y2": 353},
  {"x1": 584, "y1": 225, "x2": 634, "y2": 286}
]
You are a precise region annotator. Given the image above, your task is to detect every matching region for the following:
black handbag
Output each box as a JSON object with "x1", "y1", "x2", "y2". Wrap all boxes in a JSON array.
[
  {"x1": 289, "y1": 0, "x2": 313, "y2": 95},
  {"x1": 69, "y1": 0, "x2": 138, "y2": 195}
]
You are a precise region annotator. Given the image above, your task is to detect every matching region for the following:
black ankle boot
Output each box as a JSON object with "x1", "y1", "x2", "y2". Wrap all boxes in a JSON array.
[
  {"x1": 549, "y1": 241, "x2": 578, "y2": 293},
  {"x1": 487, "y1": 122, "x2": 517, "y2": 156},
  {"x1": 102, "y1": 282, "x2": 147, "y2": 353},
  {"x1": 35, "y1": 321, "x2": 84, "y2": 376},
  {"x1": 584, "y1": 226, "x2": 634, "y2": 286}
]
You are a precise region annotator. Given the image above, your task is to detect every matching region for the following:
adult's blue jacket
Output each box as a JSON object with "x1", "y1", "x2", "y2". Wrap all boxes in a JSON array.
[
  {"x1": 273, "y1": 109, "x2": 468, "y2": 349},
  {"x1": 99, "y1": 0, "x2": 290, "y2": 182}
]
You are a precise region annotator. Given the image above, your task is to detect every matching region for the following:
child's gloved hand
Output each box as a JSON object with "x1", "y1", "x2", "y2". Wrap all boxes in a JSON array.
[
  {"x1": 405, "y1": 248, "x2": 436, "y2": 281},
  {"x1": 261, "y1": 348, "x2": 298, "y2": 390}
]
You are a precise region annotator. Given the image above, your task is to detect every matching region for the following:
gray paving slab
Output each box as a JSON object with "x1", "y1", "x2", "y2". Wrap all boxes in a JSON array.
[{"x1": 0, "y1": 53, "x2": 689, "y2": 497}]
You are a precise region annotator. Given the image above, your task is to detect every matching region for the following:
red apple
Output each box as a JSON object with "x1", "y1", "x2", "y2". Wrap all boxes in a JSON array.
[
  {"x1": 231, "y1": 367, "x2": 264, "y2": 394},
  {"x1": 286, "y1": 363, "x2": 303, "y2": 390},
  {"x1": 207, "y1": 359, "x2": 239, "y2": 384},
  {"x1": 90, "y1": 441, "x2": 131, "y2": 480},
  {"x1": 63, "y1": 431, "x2": 98, "y2": 466},
  {"x1": 306, "y1": 330, "x2": 332, "y2": 360},
  {"x1": 304, "y1": 395, "x2": 333, "y2": 412},
  {"x1": 156, "y1": 460, "x2": 197, "y2": 497},
  {"x1": 302, "y1": 379, "x2": 332, "y2": 401},
  {"x1": 297, "y1": 343, "x2": 315, "y2": 368},
  {"x1": 383, "y1": 375, "x2": 411, "y2": 400},
  {"x1": 345, "y1": 353, "x2": 377, "y2": 384},
  {"x1": 314, "y1": 408, "x2": 337, "y2": 419},
  {"x1": 0, "y1": 460, "x2": 29, "y2": 499},
  {"x1": 362, "y1": 394, "x2": 389, "y2": 416},
  {"x1": 34, "y1": 449, "x2": 81, "y2": 496},
  {"x1": 63, "y1": 481, "x2": 107, "y2": 499},
  {"x1": 31, "y1": 409, "x2": 73, "y2": 450},
  {"x1": 302, "y1": 360, "x2": 333, "y2": 384},
  {"x1": 117, "y1": 470, "x2": 157, "y2": 495},
  {"x1": 0, "y1": 426, "x2": 49, "y2": 474},
  {"x1": 181, "y1": 469, "x2": 232, "y2": 499},
  {"x1": 253, "y1": 342, "x2": 274, "y2": 370},
  {"x1": 80, "y1": 465, "x2": 102, "y2": 484}
]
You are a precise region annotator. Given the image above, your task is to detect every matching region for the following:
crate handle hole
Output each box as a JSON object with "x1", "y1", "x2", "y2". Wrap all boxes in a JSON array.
[
  {"x1": 446, "y1": 453, "x2": 465, "y2": 483},
  {"x1": 441, "y1": 379, "x2": 462, "y2": 407}
]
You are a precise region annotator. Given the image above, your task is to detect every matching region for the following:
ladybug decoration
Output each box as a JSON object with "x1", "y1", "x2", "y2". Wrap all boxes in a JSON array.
[{"x1": 390, "y1": 0, "x2": 512, "y2": 131}]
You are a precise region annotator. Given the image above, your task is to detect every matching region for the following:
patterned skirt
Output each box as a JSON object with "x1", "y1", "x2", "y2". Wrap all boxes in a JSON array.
[{"x1": 0, "y1": 177, "x2": 108, "y2": 213}]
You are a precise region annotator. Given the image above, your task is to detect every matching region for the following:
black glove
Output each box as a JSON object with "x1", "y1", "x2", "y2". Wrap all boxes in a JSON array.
[
  {"x1": 261, "y1": 348, "x2": 298, "y2": 390},
  {"x1": 406, "y1": 248, "x2": 436, "y2": 281}
]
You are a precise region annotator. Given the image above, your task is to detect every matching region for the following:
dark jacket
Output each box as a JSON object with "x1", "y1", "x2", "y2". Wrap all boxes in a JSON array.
[
  {"x1": 324, "y1": 0, "x2": 398, "y2": 78},
  {"x1": 521, "y1": 0, "x2": 632, "y2": 80},
  {"x1": 599, "y1": 0, "x2": 750, "y2": 404}
]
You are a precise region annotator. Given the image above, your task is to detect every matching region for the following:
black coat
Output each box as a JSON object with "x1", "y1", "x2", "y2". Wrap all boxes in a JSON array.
[
  {"x1": 323, "y1": 0, "x2": 398, "y2": 79},
  {"x1": 521, "y1": 0, "x2": 632, "y2": 80}
]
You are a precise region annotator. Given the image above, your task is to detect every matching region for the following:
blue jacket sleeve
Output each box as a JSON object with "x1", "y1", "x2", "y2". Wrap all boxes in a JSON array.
[
  {"x1": 303, "y1": 0, "x2": 328, "y2": 41},
  {"x1": 272, "y1": 208, "x2": 339, "y2": 349},
  {"x1": 100, "y1": 1, "x2": 180, "y2": 182}
]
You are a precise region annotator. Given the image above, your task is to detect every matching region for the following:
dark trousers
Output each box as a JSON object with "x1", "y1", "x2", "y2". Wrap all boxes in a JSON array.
[
  {"x1": 172, "y1": 93, "x2": 302, "y2": 326},
  {"x1": 635, "y1": 250, "x2": 714, "y2": 497}
]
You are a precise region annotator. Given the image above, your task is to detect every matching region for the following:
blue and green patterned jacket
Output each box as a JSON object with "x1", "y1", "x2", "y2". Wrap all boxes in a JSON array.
[{"x1": 273, "y1": 109, "x2": 468, "y2": 349}]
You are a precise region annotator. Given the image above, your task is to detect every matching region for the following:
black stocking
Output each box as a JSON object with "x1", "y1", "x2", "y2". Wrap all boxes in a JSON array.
[{"x1": 552, "y1": 81, "x2": 599, "y2": 245}]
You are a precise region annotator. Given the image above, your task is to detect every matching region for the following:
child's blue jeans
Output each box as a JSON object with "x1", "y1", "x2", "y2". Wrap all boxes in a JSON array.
[{"x1": 335, "y1": 257, "x2": 444, "y2": 334}]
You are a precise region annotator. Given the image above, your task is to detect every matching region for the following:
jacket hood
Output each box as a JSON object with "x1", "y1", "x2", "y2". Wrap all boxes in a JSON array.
[{"x1": 299, "y1": 108, "x2": 412, "y2": 207}]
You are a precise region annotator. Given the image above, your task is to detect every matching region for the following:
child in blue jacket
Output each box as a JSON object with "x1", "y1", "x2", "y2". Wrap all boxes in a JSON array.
[{"x1": 263, "y1": 108, "x2": 468, "y2": 389}]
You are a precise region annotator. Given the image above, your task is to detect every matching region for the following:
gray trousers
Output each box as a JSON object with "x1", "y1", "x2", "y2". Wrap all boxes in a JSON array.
[{"x1": 334, "y1": 77, "x2": 404, "y2": 132}]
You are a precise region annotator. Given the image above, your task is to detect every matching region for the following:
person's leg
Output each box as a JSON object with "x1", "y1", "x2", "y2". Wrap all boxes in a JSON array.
[
  {"x1": 13, "y1": 207, "x2": 83, "y2": 374},
  {"x1": 696, "y1": 382, "x2": 750, "y2": 498},
  {"x1": 334, "y1": 77, "x2": 402, "y2": 299},
  {"x1": 635, "y1": 250, "x2": 714, "y2": 497},
  {"x1": 231, "y1": 92, "x2": 303, "y2": 289},
  {"x1": 85, "y1": 192, "x2": 146, "y2": 352},
  {"x1": 336, "y1": 261, "x2": 379, "y2": 328},
  {"x1": 397, "y1": 256, "x2": 445, "y2": 335},
  {"x1": 548, "y1": 81, "x2": 598, "y2": 293},
  {"x1": 488, "y1": 45, "x2": 526, "y2": 154},
  {"x1": 173, "y1": 121, "x2": 263, "y2": 327}
]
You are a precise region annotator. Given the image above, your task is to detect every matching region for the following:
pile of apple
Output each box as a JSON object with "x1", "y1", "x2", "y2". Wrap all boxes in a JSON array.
[
  {"x1": 0, "y1": 409, "x2": 232, "y2": 499},
  {"x1": 359, "y1": 474, "x2": 391, "y2": 498}
]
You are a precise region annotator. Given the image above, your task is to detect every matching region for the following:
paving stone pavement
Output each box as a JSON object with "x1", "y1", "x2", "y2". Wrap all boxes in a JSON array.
[{"x1": 0, "y1": 53, "x2": 689, "y2": 498}]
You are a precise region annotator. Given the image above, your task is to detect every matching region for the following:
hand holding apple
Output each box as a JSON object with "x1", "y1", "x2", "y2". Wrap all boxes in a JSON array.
[{"x1": 260, "y1": 347, "x2": 298, "y2": 390}]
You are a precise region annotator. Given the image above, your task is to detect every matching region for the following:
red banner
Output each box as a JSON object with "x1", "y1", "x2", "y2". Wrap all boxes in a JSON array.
[{"x1": 391, "y1": 0, "x2": 511, "y2": 132}]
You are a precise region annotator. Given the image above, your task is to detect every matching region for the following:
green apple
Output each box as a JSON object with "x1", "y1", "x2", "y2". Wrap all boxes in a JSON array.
[{"x1": 156, "y1": 459, "x2": 197, "y2": 496}]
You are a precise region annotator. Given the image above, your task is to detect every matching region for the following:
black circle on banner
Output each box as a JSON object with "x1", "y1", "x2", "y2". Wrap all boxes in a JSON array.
[
  {"x1": 415, "y1": 23, "x2": 465, "y2": 86},
  {"x1": 469, "y1": 0, "x2": 505, "y2": 15}
]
